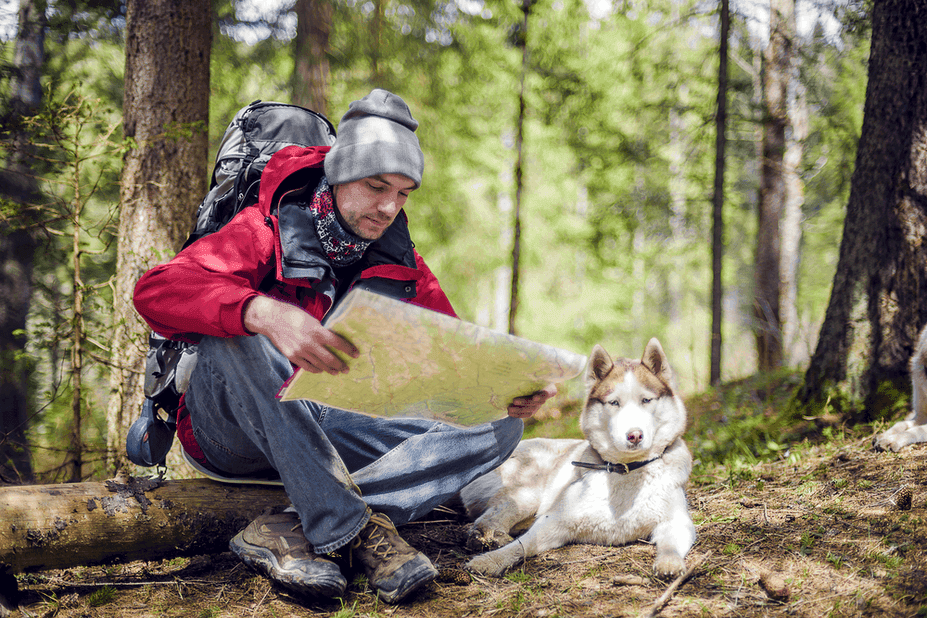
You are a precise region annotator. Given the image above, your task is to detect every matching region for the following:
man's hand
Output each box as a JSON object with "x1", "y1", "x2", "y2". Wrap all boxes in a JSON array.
[
  {"x1": 507, "y1": 384, "x2": 558, "y2": 419},
  {"x1": 244, "y1": 295, "x2": 359, "y2": 375}
]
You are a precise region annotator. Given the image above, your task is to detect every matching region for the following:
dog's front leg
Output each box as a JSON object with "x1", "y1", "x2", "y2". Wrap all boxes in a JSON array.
[
  {"x1": 649, "y1": 496, "x2": 696, "y2": 578},
  {"x1": 875, "y1": 341, "x2": 927, "y2": 452},
  {"x1": 466, "y1": 513, "x2": 570, "y2": 576},
  {"x1": 466, "y1": 491, "x2": 539, "y2": 552}
]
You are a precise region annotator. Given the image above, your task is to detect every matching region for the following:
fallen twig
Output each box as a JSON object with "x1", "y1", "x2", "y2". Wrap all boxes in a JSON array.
[{"x1": 638, "y1": 551, "x2": 712, "y2": 618}]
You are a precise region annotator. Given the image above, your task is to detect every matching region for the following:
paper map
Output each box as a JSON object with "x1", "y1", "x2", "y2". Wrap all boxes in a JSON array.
[{"x1": 276, "y1": 288, "x2": 588, "y2": 426}]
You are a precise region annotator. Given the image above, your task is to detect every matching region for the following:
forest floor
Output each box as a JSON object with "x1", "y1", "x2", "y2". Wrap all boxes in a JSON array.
[{"x1": 9, "y1": 377, "x2": 927, "y2": 618}]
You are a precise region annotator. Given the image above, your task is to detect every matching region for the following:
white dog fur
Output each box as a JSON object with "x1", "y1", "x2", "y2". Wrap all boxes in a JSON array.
[
  {"x1": 459, "y1": 338, "x2": 696, "y2": 578},
  {"x1": 874, "y1": 323, "x2": 927, "y2": 452}
]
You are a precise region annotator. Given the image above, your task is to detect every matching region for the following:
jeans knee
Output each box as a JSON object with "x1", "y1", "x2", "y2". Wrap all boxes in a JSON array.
[{"x1": 492, "y1": 416, "x2": 524, "y2": 459}]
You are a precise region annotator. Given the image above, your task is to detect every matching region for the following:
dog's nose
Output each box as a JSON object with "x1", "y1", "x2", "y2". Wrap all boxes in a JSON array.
[{"x1": 627, "y1": 429, "x2": 643, "y2": 445}]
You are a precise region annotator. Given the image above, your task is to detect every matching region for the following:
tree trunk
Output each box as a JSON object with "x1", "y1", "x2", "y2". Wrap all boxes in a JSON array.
[
  {"x1": 796, "y1": 0, "x2": 927, "y2": 416},
  {"x1": 780, "y1": 79, "x2": 808, "y2": 365},
  {"x1": 107, "y1": 0, "x2": 211, "y2": 474},
  {"x1": 293, "y1": 0, "x2": 331, "y2": 115},
  {"x1": 508, "y1": 0, "x2": 531, "y2": 337},
  {"x1": 0, "y1": 478, "x2": 287, "y2": 574},
  {"x1": 370, "y1": 0, "x2": 385, "y2": 86},
  {"x1": 0, "y1": 0, "x2": 47, "y2": 483},
  {"x1": 754, "y1": 0, "x2": 794, "y2": 371},
  {"x1": 710, "y1": 0, "x2": 729, "y2": 386}
]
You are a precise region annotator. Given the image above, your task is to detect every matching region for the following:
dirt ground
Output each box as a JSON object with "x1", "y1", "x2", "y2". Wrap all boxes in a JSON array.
[{"x1": 8, "y1": 424, "x2": 927, "y2": 617}]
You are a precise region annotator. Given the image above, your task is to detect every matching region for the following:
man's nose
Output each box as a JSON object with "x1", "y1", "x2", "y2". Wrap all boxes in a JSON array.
[{"x1": 377, "y1": 196, "x2": 402, "y2": 216}]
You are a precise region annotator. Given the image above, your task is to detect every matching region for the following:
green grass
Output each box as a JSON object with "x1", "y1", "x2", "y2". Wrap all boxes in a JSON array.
[{"x1": 88, "y1": 585, "x2": 117, "y2": 607}]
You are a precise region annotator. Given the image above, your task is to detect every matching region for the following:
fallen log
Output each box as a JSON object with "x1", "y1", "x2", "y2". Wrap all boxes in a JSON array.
[{"x1": 0, "y1": 476, "x2": 288, "y2": 574}]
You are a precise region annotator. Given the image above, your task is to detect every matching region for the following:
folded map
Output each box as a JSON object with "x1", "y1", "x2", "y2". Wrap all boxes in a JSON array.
[{"x1": 276, "y1": 288, "x2": 588, "y2": 426}]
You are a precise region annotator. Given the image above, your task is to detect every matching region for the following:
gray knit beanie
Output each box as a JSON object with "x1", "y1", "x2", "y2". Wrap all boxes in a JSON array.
[{"x1": 324, "y1": 89, "x2": 424, "y2": 188}]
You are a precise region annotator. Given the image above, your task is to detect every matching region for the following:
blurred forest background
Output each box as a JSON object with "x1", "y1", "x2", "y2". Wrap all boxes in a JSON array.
[{"x1": 1, "y1": 0, "x2": 922, "y2": 485}]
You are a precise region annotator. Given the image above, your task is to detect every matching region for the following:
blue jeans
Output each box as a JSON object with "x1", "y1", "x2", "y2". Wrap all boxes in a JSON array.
[{"x1": 184, "y1": 334, "x2": 524, "y2": 554}]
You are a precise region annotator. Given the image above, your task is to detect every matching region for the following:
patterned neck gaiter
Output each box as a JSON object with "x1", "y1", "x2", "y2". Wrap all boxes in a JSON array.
[{"x1": 309, "y1": 177, "x2": 372, "y2": 266}]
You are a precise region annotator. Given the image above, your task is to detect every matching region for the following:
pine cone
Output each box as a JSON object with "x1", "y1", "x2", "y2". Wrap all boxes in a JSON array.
[
  {"x1": 437, "y1": 568, "x2": 472, "y2": 585},
  {"x1": 894, "y1": 486, "x2": 913, "y2": 511}
]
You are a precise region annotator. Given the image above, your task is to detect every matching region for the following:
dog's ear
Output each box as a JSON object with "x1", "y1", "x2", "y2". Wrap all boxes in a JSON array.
[
  {"x1": 642, "y1": 338, "x2": 675, "y2": 388},
  {"x1": 586, "y1": 345, "x2": 614, "y2": 386}
]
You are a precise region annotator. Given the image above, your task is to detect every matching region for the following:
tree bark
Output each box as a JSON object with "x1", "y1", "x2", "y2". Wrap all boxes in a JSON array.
[
  {"x1": 0, "y1": 478, "x2": 287, "y2": 574},
  {"x1": 710, "y1": 0, "x2": 729, "y2": 386},
  {"x1": 508, "y1": 0, "x2": 531, "y2": 337},
  {"x1": 796, "y1": 0, "x2": 927, "y2": 415},
  {"x1": 293, "y1": 0, "x2": 332, "y2": 116},
  {"x1": 0, "y1": 0, "x2": 47, "y2": 483},
  {"x1": 754, "y1": 0, "x2": 794, "y2": 371},
  {"x1": 781, "y1": 79, "x2": 808, "y2": 365},
  {"x1": 107, "y1": 0, "x2": 212, "y2": 474}
]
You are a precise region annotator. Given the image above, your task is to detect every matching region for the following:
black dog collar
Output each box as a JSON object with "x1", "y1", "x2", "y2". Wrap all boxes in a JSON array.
[{"x1": 571, "y1": 458, "x2": 659, "y2": 475}]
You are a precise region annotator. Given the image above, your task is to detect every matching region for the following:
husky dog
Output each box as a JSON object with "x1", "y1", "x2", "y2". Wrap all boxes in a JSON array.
[
  {"x1": 459, "y1": 339, "x2": 696, "y2": 578},
  {"x1": 874, "y1": 324, "x2": 927, "y2": 452}
]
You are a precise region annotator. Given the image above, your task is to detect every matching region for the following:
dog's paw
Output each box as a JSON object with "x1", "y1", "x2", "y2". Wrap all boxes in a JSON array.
[
  {"x1": 873, "y1": 432, "x2": 912, "y2": 452},
  {"x1": 653, "y1": 552, "x2": 686, "y2": 580},
  {"x1": 465, "y1": 551, "x2": 514, "y2": 577},
  {"x1": 465, "y1": 527, "x2": 514, "y2": 553}
]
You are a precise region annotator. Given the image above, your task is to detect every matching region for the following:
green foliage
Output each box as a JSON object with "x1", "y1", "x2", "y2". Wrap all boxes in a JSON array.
[
  {"x1": 722, "y1": 542, "x2": 742, "y2": 556},
  {"x1": 686, "y1": 368, "x2": 807, "y2": 472},
  {"x1": 3, "y1": 91, "x2": 123, "y2": 481},
  {"x1": 88, "y1": 584, "x2": 117, "y2": 607}
]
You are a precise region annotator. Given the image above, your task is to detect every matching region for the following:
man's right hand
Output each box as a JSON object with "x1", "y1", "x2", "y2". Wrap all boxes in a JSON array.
[{"x1": 243, "y1": 295, "x2": 359, "y2": 375}]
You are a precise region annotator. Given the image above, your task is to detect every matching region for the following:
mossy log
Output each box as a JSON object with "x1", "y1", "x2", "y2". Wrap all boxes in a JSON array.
[{"x1": 0, "y1": 477, "x2": 288, "y2": 574}]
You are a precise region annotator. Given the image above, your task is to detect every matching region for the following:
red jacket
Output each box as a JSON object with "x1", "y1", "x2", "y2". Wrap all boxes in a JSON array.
[{"x1": 134, "y1": 145, "x2": 456, "y2": 341}]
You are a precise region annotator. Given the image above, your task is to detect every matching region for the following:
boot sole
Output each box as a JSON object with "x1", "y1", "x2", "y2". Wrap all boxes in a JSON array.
[{"x1": 230, "y1": 531, "x2": 347, "y2": 597}]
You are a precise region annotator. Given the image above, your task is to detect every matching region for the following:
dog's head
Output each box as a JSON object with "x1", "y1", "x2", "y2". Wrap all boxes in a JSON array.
[{"x1": 580, "y1": 338, "x2": 687, "y2": 463}]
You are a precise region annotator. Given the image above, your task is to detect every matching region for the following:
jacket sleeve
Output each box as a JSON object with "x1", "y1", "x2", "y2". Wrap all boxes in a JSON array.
[
  {"x1": 133, "y1": 208, "x2": 276, "y2": 340},
  {"x1": 410, "y1": 250, "x2": 457, "y2": 319}
]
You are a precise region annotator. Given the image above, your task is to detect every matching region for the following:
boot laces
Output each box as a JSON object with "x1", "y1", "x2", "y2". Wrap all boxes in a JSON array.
[{"x1": 352, "y1": 513, "x2": 399, "y2": 560}]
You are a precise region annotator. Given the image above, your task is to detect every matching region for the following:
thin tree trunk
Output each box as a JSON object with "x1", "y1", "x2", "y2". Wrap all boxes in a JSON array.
[
  {"x1": 509, "y1": 0, "x2": 531, "y2": 337},
  {"x1": 710, "y1": 0, "x2": 729, "y2": 386},
  {"x1": 754, "y1": 0, "x2": 794, "y2": 371},
  {"x1": 780, "y1": 79, "x2": 808, "y2": 365},
  {"x1": 0, "y1": 0, "x2": 47, "y2": 483},
  {"x1": 107, "y1": 0, "x2": 211, "y2": 474},
  {"x1": 797, "y1": 0, "x2": 927, "y2": 415},
  {"x1": 370, "y1": 0, "x2": 385, "y2": 86},
  {"x1": 293, "y1": 0, "x2": 331, "y2": 115},
  {"x1": 68, "y1": 178, "x2": 85, "y2": 482}
]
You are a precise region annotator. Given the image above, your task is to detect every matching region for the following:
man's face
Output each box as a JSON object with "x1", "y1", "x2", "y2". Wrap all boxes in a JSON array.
[{"x1": 331, "y1": 173, "x2": 416, "y2": 241}]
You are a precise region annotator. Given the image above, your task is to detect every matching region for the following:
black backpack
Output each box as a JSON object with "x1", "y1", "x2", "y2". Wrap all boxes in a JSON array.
[{"x1": 126, "y1": 101, "x2": 337, "y2": 468}]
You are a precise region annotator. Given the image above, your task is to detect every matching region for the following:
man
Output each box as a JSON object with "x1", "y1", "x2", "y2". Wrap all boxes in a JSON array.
[{"x1": 133, "y1": 89, "x2": 554, "y2": 604}]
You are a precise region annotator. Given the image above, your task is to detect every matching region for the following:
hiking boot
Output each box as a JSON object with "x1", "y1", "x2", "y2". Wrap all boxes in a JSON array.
[
  {"x1": 230, "y1": 510, "x2": 346, "y2": 598},
  {"x1": 350, "y1": 512, "x2": 437, "y2": 603}
]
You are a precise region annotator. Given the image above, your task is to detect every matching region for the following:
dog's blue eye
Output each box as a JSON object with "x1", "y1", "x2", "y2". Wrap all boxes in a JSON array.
[
  {"x1": 608, "y1": 399, "x2": 621, "y2": 407},
  {"x1": 642, "y1": 397, "x2": 652, "y2": 404}
]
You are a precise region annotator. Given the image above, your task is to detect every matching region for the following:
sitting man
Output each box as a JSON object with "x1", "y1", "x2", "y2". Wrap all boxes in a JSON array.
[{"x1": 133, "y1": 88, "x2": 554, "y2": 604}]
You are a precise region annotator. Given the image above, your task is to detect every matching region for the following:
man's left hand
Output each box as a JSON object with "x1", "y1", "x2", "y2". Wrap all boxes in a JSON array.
[{"x1": 507, "y1": 384, "x2": 558, "y2": 419}]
